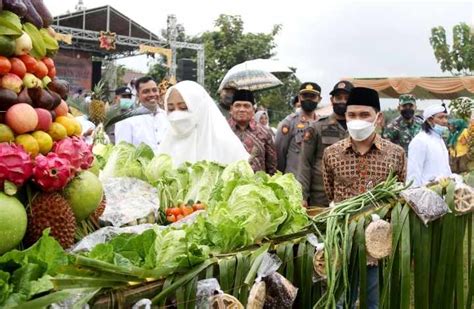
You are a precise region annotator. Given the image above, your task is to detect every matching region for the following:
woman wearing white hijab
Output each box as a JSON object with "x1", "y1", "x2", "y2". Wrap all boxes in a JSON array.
[
  {"x1": 255, "y1": 110, "x2": 277, "y2": 138},
  {"x1": 157, "y1": 81, "x2": 250, "y2": 166}
]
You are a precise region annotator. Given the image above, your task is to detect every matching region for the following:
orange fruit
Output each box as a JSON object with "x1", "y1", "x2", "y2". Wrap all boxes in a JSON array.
[
  {"x1": 55, "y1": 116, "x2": 76, "y2": 136},
  {"x1": 15, "y1": 134, "x2": 39, "y2": 157},
  {"x1": 0, "y1": 124, "x2": 15, "y2": 143},
  {"x1": 48, "y1": 122, "x2": 67, "y2": 141},
  {"x1": 32, "y1": 130, "x2": 53, "y2": 154},
  {"x1": 72, "y1": 118, "x2": 82, "y2": 136}
]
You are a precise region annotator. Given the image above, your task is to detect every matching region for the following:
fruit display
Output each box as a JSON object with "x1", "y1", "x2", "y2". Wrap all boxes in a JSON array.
[{"x1": 0, "y1": 0, "x2": 105, "y2": 253}]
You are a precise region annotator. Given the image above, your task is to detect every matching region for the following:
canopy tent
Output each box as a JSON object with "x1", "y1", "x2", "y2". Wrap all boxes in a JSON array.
[{"x1": 346, "y1": 76, "x2": 474, "y2": 100}]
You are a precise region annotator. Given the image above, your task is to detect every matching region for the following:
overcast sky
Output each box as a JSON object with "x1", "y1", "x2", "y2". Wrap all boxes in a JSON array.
[{"x1": 46, "y1": 0, "x2": 473, "y2": 108}]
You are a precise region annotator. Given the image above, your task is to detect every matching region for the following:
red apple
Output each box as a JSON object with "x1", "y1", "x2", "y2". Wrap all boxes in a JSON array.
[
  {"x1": 34, "y1": 108, "x2": 53, "y2": 131},
  {"x1": 54, "y1": 100, "x2": 68, "y2": 117},
  {"x1": 19, "y1": 55, "x2": 38, "y2": 73},
  {"x1": 6, "y1": 103, "x2": 38, "y2": 134},
  {"x1": 42, "y1": 57, "x2": 55, "y2": 70},
  {"x1": 0, "y1": 56, "x2": 11, "y2": 75},
  {"x1": 1, "y1": 73, "x2": 22, "y2": 93},
  {"x1": 47, "y1": 66, "x2": 56, "y2": 79},
  {"x1": 9, "y1": 58, "x2": 27, "y2": 79},
  {"x1": 33, "y1": 61, "x2": 48, "y2": 79}
]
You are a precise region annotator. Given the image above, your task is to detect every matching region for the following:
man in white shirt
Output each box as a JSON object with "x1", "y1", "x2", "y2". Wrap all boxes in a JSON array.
[
  {"x1": 115, "y1": 76, "x2": 169, "y2": 153},
  {"x1": 407, "y1": 103, "x2": 451, "y2": 187}
]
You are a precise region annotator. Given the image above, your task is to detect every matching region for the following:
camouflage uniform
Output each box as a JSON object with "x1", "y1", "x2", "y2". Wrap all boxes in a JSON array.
[
  {"x1": 383, "y1": 94, "x2": 423, "y2": 153},
  {"x1": 298, "y1": 115, "x2": 348, "y2": 207},
  {"x1": 275, "y1": 111, "x2": 318, "y2": 175},
  {"x1": 383, "y1": 115, "x2": 423, "y2": 153}
]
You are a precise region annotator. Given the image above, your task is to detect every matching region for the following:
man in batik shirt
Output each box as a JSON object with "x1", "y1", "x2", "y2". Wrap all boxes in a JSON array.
[
  {"x1": 322, "y1": 87, "x2": 406, "y2": 309},
  {"x1": 229, "y1": 90, "x2": 277, "y2": 174}
]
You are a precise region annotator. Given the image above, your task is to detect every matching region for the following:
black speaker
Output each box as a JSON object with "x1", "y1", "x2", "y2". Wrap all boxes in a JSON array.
[
  {"x1": 176, "y1": 58, "x2": 197, "y2": 82},
  {"x1": 92, "y1": 61, "x2": 102, "y2": 87}
]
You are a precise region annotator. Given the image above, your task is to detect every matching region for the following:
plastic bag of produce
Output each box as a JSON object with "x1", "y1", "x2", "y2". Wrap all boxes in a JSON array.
[
  {"x1": 100, "y1": 177, "x2": 160, "y2": 227},
  {"x1": 70, "y1": 224, "x2": 158, "y2": 252},
  {"x1": 262, "y1": 272, "x2": 298, "y2": 308},
  {"x1": 247, "y1": 253, "x2": 287, "y2": 309},
  {"x1": 401, "y1": 187, "x2": 450, "y2": 225},
  {"x1": 196, "y1": 278, "x2": 222, "y2": 309}
]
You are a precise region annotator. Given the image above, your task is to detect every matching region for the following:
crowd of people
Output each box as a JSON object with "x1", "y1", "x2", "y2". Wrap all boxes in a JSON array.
[{"x1": 91, "y1": 76, "x2": 471, "y2": 197}]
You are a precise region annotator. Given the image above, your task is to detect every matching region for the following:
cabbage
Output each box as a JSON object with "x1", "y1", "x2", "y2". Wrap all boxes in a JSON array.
[
  {"x1": 206, "y1": 183, "x2": 287, "y2": 252},
  {"x1": 144, "y1": 154, "x2": 173, "y2": 184},
  {"x1": 100, "y1": 142, "x2": 154, "y2": 181}
]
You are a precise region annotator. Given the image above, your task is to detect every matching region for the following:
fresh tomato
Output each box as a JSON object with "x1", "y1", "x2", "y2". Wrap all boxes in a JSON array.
[
  {"x1": 176, "y1": 214, "x2": 184, "y2": 221},
  {"x1": 165, "y1": 208, "x2": 173, "y2": 216},
  {"x1": 180, "y1": 206, "x2": 194, "y2": 216},
  {"x1": 193, "y1": 203, "x2": 206, "y2": 211},
  {"x1": 169, "y1": 207, "x2": 182, "y2": 216},
  {"x1": 166, "y1": 214, "x2": 176, "y2": 223},
  {"x1": 0, "y1": 56, "x2": 11, "y2": 74}
]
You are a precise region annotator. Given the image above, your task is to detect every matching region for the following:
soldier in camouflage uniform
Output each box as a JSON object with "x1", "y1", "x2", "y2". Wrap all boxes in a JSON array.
[
  {"x1": 298, "y1": 81, "x2": 353, "y2": 207},
  {"x1": 383, "y1": 94, "x2": 423, "y2": 153},
  {"x1": 275, "y1": 82, "x2": 322, "y2": 175}
]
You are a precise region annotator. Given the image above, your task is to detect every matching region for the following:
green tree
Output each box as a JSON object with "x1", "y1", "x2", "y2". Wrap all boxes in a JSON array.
[
  {"x1": 256, "y1": 72, "x2": 300, "y2": 124},
  {"x1": 429, "y1": 22, "x2": 474, "y2": 75},
  {"x1": 200, "y1": 14, "x2": 281, "y2": 96}
]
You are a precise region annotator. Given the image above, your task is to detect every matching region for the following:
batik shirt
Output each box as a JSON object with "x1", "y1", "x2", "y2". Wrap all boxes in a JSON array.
[
  {"x1": 322, "y1": 135, "x2": 406, "y2": 203},
  {"x1": 229, "y1": 118, "x2": 277, "y2": 174}
]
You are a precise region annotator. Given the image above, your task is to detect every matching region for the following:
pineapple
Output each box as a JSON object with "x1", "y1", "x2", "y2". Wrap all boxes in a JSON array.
[{"x1": 89, "y1": 81, "x2": 107, "y2": 125}]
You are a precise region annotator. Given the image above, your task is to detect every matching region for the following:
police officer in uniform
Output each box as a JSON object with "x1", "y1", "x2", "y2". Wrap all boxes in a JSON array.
[
  {"x1": 298, "y1": 80, "x2": 353, "y2": 207},
  {"x1": 275, "y1": 82, "x2": 321, "y2": 174}
]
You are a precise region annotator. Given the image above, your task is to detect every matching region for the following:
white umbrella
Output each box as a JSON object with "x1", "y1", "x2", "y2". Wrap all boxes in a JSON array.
[
  {"x1": 227, "y1": 58, "x2": 293, "y2": 75},
  {"x1": 218, "y1": 69, "x2": 283, "y2": 92}
]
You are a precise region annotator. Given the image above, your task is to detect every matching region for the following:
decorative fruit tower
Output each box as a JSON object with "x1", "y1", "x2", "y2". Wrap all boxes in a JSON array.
[{"x1": 0, "y1": 1, "x2": 105, "y2": 253}]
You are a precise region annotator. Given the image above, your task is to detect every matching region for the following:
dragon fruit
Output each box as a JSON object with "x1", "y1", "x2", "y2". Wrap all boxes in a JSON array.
[
  {"x1": 0, "y1": 143, "x2": 34, "y2": 187},
  {"x1": 53, "y1": 136, "x2": 94, "y2": 171},
  {"x1": 33, "y1": 153, "x2": 74, "y2": 192}
]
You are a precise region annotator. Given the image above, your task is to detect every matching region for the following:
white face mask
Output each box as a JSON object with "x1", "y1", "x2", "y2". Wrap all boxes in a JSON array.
[
  {"x1": 347, "y1": 116, "x2": 377, "y2": 141},
  {"x1": 168, "y1": 110, "x2": 196, "y2": 137}
]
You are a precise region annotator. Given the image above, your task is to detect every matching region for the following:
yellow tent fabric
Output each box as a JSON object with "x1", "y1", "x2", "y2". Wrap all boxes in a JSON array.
[{"x1": 346, "y1": 76, "x2": 474, "y2": 99}]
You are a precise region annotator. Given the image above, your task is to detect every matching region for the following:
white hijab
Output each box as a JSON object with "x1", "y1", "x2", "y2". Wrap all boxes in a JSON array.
[{"x1": 157, "y1": 81, "x2": 249, "y2": 166}]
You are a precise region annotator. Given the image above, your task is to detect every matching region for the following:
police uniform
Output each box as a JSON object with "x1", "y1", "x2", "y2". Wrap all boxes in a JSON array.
[
  {"x1": 275, "y1": 82, "x2": 321, "y2": 174},
  {"x1": 298, "y1": 115, "x2": 348, "y2": 207}
]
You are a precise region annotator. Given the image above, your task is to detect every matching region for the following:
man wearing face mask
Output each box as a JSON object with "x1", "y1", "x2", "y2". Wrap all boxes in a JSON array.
[
  {"x1": 383, "y1": 94, "x2": 423, "y2": 153},
  {"x1": 322, "y1": 87, "x2": 406, "y2": 309},
  {"x1": 275, "y1": 82, "x2": 321, "y2": 174},
  {"x1": 217, "y1": 86, "x2": 236, "y2": 119},
  {"x1": 115, "y1": 76, "x2": 169, "y2": 152},
  {"x1": 298, "y1": 80, "x2": 353, "y2": 208},
  {"x1": 407, "y1": 104, "x2": 452, "y2": 187},
  {"x1": 106, "y1": 87, "x2": 135, "y2": 143}
]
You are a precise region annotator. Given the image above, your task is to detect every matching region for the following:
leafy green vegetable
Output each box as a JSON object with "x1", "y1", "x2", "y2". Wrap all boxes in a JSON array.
[
  {"x1": 0, "y1": 230, "x2": 67, "y2": 307},
  {"x1": 267, "y1": 173, "x2": 309, "y2": 235},
  {"x1": 205, "y1": 169, "x2": 290, "y2": 252},
  {"x1": 100, "y1": 142, "x2": 154, "y2": 180},
  {"x1": 84, "y1": 227, "x2": 209, "y2": 279},
  {"x1": 144, "y1": 154, "x2": 174, "y2": 184},
  {"x1": 183, "y1": 161, "x2": 224, "y2": 204}
]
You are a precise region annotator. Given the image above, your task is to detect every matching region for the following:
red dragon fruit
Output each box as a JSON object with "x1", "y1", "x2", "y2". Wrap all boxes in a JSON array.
[
  {"x1": 53, "y1": 136, "x2": 94, "y2": 171},
  {"x1": 33, "y1": 153, "x2": 74, "y2": 192},
  {"x1": 0, "y1": 143, "x2": 34, "y2": 187}
]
